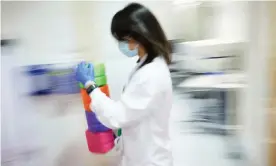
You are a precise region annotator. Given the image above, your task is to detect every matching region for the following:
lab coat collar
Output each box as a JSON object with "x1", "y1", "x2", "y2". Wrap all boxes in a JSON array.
[
  {"x1": 136, "y1": 54, "x2": 148, "y2": 67},
  {"x1": 123, "y1": 54, "x2": 148, "y2": 93}
]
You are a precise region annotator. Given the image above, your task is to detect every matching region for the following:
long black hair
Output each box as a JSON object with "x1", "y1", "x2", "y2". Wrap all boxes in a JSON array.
[{"x1": 111, "y1": 3, "x2": 171, "y2": 68}]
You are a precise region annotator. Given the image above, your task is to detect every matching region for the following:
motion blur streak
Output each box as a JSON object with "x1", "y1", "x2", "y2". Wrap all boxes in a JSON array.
[{"x1": 1, "y1": 1, "x2": 275, "y2": 166}]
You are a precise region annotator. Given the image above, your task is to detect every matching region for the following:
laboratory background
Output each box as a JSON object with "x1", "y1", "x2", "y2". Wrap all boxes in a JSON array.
[{"x1": 1, "y1": 1, "x2": 275, "y2": 166}]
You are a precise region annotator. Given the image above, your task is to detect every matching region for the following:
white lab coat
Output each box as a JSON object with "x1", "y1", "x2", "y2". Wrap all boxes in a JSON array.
[{"x1": 90, "y1": 56, "x2": 173, "y2": 166}]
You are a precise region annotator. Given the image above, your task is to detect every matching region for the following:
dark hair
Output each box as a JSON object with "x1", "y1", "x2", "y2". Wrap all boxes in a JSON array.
[{"x1": 111, "y1": 3, "x2": 171, "y2": 67}]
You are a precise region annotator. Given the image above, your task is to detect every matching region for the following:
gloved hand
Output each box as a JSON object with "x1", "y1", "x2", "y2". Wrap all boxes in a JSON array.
[{"x1": 75, "y1": 62, "x2": 95, "y2": 86}]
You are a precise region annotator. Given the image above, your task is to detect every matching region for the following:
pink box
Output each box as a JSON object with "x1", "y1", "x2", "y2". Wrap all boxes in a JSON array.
[{"x1": 85, "y1": 130, "x2": 115, "y2": 154}]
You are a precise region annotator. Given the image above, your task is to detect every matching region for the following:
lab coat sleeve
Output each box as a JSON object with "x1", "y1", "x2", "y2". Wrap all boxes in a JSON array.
[{"x1": 89, "y1": 75, "x2": 157, "y2": 129}]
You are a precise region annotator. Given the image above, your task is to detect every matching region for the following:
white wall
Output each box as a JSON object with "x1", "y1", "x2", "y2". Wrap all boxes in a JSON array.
[
  {"x1": 239, "y1": 2, "x2": 269, "y2": 166},
  {"x1": 169, "y1": 1, "x2": 249, "y2": 41},
  {"x1": 1, "y1": 1, "x2": 78, "y2": 66},
  {"x1": 212, "y1": 1, "x2": 249, "y2": 41},
  {"x1": 171, "y1": 3, "x2": 199, "y2": 40}
]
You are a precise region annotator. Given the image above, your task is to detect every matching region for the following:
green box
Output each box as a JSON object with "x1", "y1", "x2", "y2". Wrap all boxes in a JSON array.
[
  {"x1": 77, "y1": 62, "x2": 107, "y2": 88},
  {"x1": 95, "y1": 75, "x2": 107, "y2": 87},
  {"x1": 94, "y1": 63, "x2": 105, "y2": 77}
]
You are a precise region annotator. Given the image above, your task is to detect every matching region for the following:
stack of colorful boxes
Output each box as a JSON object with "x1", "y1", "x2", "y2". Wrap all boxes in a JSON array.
[{"x1": 79, "y1": 63, "x2": 115, "y2": 154}]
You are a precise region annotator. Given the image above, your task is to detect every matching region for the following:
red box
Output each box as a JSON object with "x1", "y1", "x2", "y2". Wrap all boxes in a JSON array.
[{"x1": 85, "y1": 130, "x2": 115, "y2": 154}]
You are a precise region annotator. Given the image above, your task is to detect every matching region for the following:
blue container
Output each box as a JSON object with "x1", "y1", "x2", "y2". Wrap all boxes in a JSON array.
[
  {"x1": 85, "y1": 111, "x2": 110, "y2": 132},
  {"x1": 49, "y1": 67, "x2": 79, "y2": 94},
  {"x1": 26, "y1": 65, "x2": 52, "y2": 96}
]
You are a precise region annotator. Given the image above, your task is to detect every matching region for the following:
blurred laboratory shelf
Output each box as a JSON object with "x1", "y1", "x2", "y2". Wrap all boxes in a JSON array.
[
  {"x1": 177, "y1": 73, "x2": 247, "y2": 89},
  {"x1": 175, "y1": 72, "x2": 247, "y2": 161},
  {"x1": 170, "y1": 94, "x2": 246, "y2": 166}
]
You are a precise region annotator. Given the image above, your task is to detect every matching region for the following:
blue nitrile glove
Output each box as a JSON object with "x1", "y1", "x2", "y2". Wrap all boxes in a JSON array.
[{"x1": 75, "y1": 62, "x2": 95, "y2": 86}]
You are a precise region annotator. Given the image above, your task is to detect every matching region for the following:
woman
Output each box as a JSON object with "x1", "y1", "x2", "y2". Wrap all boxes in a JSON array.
[{"x1": 76, "y1": 3, "x2": 173, "y2": 166}]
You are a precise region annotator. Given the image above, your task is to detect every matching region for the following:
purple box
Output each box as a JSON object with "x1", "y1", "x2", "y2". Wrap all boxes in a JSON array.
[{"x1": 85, "y1": 111, "x2": 110, "y2": 132}]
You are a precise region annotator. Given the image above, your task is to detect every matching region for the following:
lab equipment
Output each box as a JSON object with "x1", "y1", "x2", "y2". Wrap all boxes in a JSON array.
[
  {"x1": 174, "y1": 39, "x2": 245, "y2": 73},
  {"x1": 177, "y1": 72, "x2": 246, "y2": 158},
  {"x1": 170, "y1": 39, "x2": 246, "y2": 159}
]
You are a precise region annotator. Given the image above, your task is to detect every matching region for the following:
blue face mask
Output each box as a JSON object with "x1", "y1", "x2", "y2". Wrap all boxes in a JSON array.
[{"x1": 118, "y1": 41, "x2": 138, "y2": 57}]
